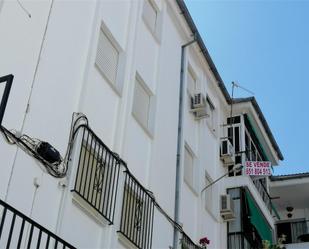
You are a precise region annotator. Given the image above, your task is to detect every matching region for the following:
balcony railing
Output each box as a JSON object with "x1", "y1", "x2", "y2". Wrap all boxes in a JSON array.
[
  {"x1": 71, "y1": 124, "x2": 121, "y2": 225},
  {"x1": 118, "y1": 171, "x2": 155, "y2": 249},
  {"x1": 0, "y1": 199, "x2": 75, "y2": 249},
  {"x1": 251, "y1": 177, "x2": 273, "y2": 214},
  {"x1": 181, "y1": 232, "x2": 202, "y2": 249}
]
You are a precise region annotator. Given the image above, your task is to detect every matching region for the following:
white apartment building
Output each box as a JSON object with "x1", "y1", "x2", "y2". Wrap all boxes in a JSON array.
[
  {"x1": 270, "y1": 173, "x2": 309, "y2": 249},
  {"x1": 0, "y1": 0, "x2": 283, "y2": 248}
]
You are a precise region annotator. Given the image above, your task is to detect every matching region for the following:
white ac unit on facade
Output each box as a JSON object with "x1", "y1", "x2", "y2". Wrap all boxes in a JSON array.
[
  {"x1": 220, "y1": 138, "x2": 235, "y2": 164},
  {"x1": 220, "y1": 194, "x2": 235, "y2": 221},
  {"x1": 190, "y1": 93, "x2": 208, "y2": 120},
  {"x1": 191, "y1": 93, "x2": 206, "y2": 110}
]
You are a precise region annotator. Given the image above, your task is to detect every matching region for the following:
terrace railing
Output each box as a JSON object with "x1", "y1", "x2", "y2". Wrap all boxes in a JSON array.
[
  {"x1": 118, "y1": 171, "x2": 155, "y2": 249},
  {"x1": 71, "y1": 124, "x2": 121, "y2": 225},
  {"x1": 0, "y1": 199, "x2": 75, "y2": 249}
]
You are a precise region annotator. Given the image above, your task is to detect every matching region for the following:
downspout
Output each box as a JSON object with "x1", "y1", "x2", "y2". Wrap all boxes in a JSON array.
[{"x1": 173, "y1": 35, "x2": 197, "y2": 249}]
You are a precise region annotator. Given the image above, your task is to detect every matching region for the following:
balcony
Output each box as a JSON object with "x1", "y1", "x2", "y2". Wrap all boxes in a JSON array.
[
  {"x1": 71, "y1": 124, "x2": 121, "y2": 225},
  {"x1": 118, "y1": 171, "x2": 155, "y2": 249},
  {"x1": 181, "y1": 232, "x2": 202, "y2": 249},
  {"x1": 0, "y1": 199, "x2": 75, "y2": 249},
  {"x1": 250, "y1": 177, "x2": 272, "y2": 212}
]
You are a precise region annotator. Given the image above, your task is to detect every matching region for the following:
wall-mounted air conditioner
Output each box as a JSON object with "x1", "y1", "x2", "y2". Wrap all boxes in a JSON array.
[
  {"x1": 190, "y1": 93, "x2": 208, "y2": 120},
  {"x1": 220, "y1": 194, "x2": 235, "y2": 221},
  {"x1": 220, "y1": 138, "x2": 235, "y2": 164}
]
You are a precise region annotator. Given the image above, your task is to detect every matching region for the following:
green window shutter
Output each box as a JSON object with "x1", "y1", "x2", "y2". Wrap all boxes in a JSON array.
[{"x1": 245, "y1": 191, "x2": 273, "y2": 243}]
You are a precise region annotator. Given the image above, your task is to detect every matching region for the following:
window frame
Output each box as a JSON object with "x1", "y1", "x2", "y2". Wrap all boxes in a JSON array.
[
  {"x1": 206, "y1": 95, "x2": 217, "y2": 134},
  {"x1": 132, "y1": 72, "x2": 156, "y2": 137},
  {"x1": 183, "y1": 144, "x2": 198, "y2": 194},
  {"x1": 95, "y1": 23, "x2": 126, "y2": 96},
  {"x1": 142, "y1": 0, "x2": 162, "y2": 42}
]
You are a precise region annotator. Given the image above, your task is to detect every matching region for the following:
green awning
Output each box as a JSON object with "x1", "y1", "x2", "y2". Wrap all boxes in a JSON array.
[{"x1": 245, "y1": 191, "x2": 273, "y2": 243}]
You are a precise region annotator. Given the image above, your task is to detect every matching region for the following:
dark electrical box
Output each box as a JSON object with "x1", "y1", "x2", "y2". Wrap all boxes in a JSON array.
[{"x1": 36, "y1": 142, "x2": 62, "y2": 165}]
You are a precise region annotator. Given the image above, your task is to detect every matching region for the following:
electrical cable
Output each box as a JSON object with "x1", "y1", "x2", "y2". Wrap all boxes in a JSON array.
[
  {"x1": 0, "y1": 126, "x2": 66, "y2": 178},
  {"x1": 0, "y1": 112, "x2": 195, "y2": 246},
  {"x1": 68, "y1": 114, "x2": 186, "y2": 237}
]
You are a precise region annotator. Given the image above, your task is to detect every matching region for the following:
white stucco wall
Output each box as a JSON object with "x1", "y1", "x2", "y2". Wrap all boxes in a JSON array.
[{"x1": 0, "y1": 1, "x2": 278, "y2": 249}]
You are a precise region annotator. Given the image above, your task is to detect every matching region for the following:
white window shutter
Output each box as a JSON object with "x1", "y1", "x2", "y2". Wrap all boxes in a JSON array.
[
  {"x1": 96, "y1": 29, "x2": 119, "y2": 84},
  {"x1": 133, "y1": 78, "x2": 150, "y2": 129},
  {"x1": 184, "y1": 147, "x2": 194, "y2": 188},
  {"x1": 143, "y1": 0, "x2": 157, "y2": 32},
  {"x1": 187, "y1": 69, "x2": 196, "y2": 96}
]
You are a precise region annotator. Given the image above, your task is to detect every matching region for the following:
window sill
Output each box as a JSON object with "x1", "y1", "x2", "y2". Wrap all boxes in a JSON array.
[
  {"x1": 132, "y1": 112, "x2": 154, "y2": 139},
  {"x1": 71, "y1": 191, "x2": 111, "y2": 226},
  {"x1": 142, "y1": 16, "x2": 162, "y2": 45},
  {"x1": 117, "y1": 231, "x2": 138, "y2": 249},
  {"x1": 184, "y1": 179, "x2": 198, "y2": 197},
  {"x1": 95, "y1": 64, "x2": 123, "y2": 97}
]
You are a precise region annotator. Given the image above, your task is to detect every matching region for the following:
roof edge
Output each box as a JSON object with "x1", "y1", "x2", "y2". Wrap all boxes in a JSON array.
[
  {"x1": 175, "y1": 0, "x2": 283, "y2": 161},
  {"x1": 175, "y1": 0, "x2": 231, "y2": 103},
  {"x1": 233, "y1": 97, "x2": 284, "y2": 160},
  {"x1": 271, "y1": 172, "x2": 309, "y2": 181}
]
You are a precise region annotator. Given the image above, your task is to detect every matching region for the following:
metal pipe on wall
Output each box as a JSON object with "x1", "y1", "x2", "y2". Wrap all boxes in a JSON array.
[{"x1": 173, "y1": 36, "x2": 196, "y2": 249}]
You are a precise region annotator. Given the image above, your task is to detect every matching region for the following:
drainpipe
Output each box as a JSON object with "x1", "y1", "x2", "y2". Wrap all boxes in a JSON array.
[{"x1": 173, "y1": 35, "x2": 197, "y2": 249}]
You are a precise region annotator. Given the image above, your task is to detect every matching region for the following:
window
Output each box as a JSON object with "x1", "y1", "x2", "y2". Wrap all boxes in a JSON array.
[
  {"x1": 206, "y1": 96, "x2": 217, "y2": 132},
  {"x1": 95, "y1": 27, "x2": 124, "y2": 94},
  {"x1": 244, "y1": 128, "x2": 263, "y2": 161},
  {"x1": 184, "y1": 145, "x2": 197, "y2": 193},
  {"x1": 204, "y1": 174, "x2": 213, "y2": 212},
  {"x1": 187, "y1": 68, "x2": 196, "y2": 97},
  {"x1": 72, "y1": 126, "x2": 121, "y2": 224},
  {"x1": 187, "y1": 68, "x2": 199, "y2": 114},
  {"x1": 228, "y1": 156, "x2": 242, "y2": 177},
  {"x1": 276, "y1": 220, "x2": 307, "y2": 244},
  {"x1": 119, "y1": 173, "x2": 154, "y2": 249},
  {"x1": 143, "y1": 0, "x2": 158, "y2": 34},
  {"x1": 132, "y1": 74, "x2": 155, "y2": 135}
]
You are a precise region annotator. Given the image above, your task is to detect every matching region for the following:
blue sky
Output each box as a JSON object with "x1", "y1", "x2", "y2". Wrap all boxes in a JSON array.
[{"x1": 185, "y1": 0, "x2": 309, "y2": 175}]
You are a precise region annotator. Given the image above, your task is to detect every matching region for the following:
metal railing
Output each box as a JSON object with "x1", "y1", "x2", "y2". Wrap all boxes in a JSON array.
[
  {"x1": 71, "y1": 124, "x2": 121, "y2": 225},
  {"x1": 181, "y1": 232, "x2": 202, "y2": 249},
  {"x1": 250, "y1": 177, "x2": 272, "y2": 214},
  {"x1": 0, "y1": 199, "x2": 75, "y2": 249},
  {"x1": 118, "y1": 171, "x2": 155, "y2": 249}
]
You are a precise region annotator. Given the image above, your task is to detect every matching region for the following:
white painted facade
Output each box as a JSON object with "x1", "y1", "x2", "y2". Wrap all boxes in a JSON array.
[
  {"x1": 270, "y1": 174, "x2": 309, "y2": 248},
  {"x1": 0, "y1": 1, "x2": 282, "y2": 249}
]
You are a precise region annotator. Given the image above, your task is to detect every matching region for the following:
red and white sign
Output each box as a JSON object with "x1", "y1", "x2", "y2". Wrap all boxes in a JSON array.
[{"x1": 245, "y1": 161, "x2": 272, "y2": 176}]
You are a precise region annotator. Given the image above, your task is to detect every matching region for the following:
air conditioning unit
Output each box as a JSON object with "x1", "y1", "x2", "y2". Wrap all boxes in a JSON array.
[
  {"x1": 191, "y1": 93, "x2": 206, "y2": 110},
  {"x1": 220, "y1": 138, "x2": 235, "y2": 164},
  {"x1": 220, "y1": 194, "x2": 235, "y2": 221},
  {"x1": 190, "y1": 93, "x2": 208, "y2": 120}
]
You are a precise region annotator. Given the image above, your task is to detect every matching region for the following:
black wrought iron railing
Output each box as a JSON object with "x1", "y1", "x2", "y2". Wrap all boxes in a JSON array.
[
  {"x1": 118, "y1": 171, "x2": 155, "y2": 249},
  {"x1": 0, "y1": 199, "x2": 75, "y2": 249},
  {"x1": 181, "y1": 232, "x2": 202, "y2": 249},
  {"x1": 71, "y1": 124, "x2": 121, "y2": 225}
]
